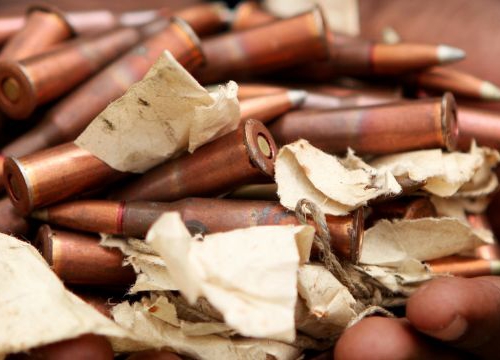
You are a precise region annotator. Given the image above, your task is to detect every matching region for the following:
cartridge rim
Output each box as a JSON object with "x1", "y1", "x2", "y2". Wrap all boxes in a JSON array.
[
  {"x1": 3, "y1": 157, "x2": 34, "y2": 216},
  {"x1": 0, "y1": 60, "x2": 37, "y2": 119},
  {"x1": 350, "y1": 207, "x2": 364, "y2": 264},
  {"x1": 441, "y1": 92, "x2": 459, "y2": 151},
  {"x1": 27, "y1": 3, "x2": 77, "y2": 36},
  {"x1": 170, "y1": 17, "x2": 206, "y2": 69},
  {"x1": 243, "y1": 119, "x2": 277, "y2": 177}
]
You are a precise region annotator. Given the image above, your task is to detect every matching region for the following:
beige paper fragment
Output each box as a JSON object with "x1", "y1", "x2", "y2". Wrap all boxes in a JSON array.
[
  {"x1": 430, "y1": 196, "x2": 495, "y2": 244},
  {"x1": 146, "y1": 212, "x2": 315, "y2": 342},
  {"x1": 0, "y1": 234, "x2": 130, "y2": 356},
  {"x1": 275, "y1": 140, "x2": 401, "y2": 216},
  {"x1": 358, "y1": 260, "x2": 433, "y2": 295},
  {"x1": 75, "y1": 50, "x2": 240, "y2": 173},
  {"x1": 360, "y1": 218, "x2": 489, "y2": 267},
  {"x1": 264, "y1": 0, "x2": 360, "y2": 36},
  {"x1": 371, "y1": 145, "x2": 499, "y2": 197},
  {"x1": 111, "y1": 300, "x2": 301, "y2": 359},
  {"x1": 295, "y1": 264, "x2": 357, "y2": 338},
  {"x1": 101, "y1": 236, "x2": 177, "y2": 293}
]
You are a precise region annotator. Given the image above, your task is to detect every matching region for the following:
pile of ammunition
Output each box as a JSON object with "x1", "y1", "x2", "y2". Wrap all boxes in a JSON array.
[{"x1": 0, "y1": 1, "x2": 499, "y2": 359}]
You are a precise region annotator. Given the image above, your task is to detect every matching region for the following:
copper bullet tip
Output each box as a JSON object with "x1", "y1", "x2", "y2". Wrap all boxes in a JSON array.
[
  {"x1": 441, "y1": 92, "x2": 459, "y2": 151},
  {"x1": 436, "y1": 45, "x2": 466, "y2": 64}
]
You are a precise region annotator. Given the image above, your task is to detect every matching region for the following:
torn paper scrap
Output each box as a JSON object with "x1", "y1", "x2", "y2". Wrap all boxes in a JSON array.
[
  {"x1": 75, "y1": 50, "x2": 240, "y2": 173},
  {"x1": 0, "y1": 233, "x2": 129, "y2": 356},
  {"x1": 264, "y1": 0, "x2": 360, "y2": 36},
  {"x1": 295, "y1": 264, "x2": 357, "y2": 338},
  {"x1": 370, "y1": 144, "x2": 499, "y2": 197},
  {"x1": 360, "y1": 217, "x2": 490, "y2": 267},
  {"x1": 101, "y1": 235, "x2": 177, "y2": 293},
  {"x1": 146, "y1": 212, "x2": 315, "y2": 342},
  {"x1": 275, "y1": 140, "x2": 401, "y2": 216},
  {"x1": 111, "y1": 300, "x2": 301, "y2": 360}
]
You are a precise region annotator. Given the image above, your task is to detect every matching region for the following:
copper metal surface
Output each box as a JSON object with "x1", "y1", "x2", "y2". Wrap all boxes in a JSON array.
[
  {"x1": 33, "y1": 197, "x2": 363, "y2": 262},
  {"x1": 269, "y1": 93, "x2": 458, "y2": 155},
  {"x1": 0, "y1": 18, "x2": 204, "y2": 177},
  {"x1": 231, "y1": 1, "x2": 276, "y2": 31},
  {"x1": 465, "y1": 213, "x2": 500, "y2": 260},
  {"x1": 35, "y1": 225, "x2": 135, "y2": 286},
  {"x1": 237, "y1": 83, "x2": 287, "y2": 100},
  {"x1": 109, "y1": 119, "x2": 277, "y2": 203},
  {"x1": 302, "y1": 92, "x2": 398, "y2": 110},
  {"x1": 0, "y1": 195, "x2": 30, "y2": 237},
  {"x1": 426, "y1": 255, "x2": 500, "y2": 277},
  {"x1": 3, "y1": 142, "x2": 127, "y2": 215},
  {"x1": 369, "y1": 197, "x2": 437, "y2": 226},
  {"x1": 0, "y1": 5, "x2": 75, "y2": 61},
  {"x1": 405, "y1": 67, "x2": 491, "y2": 100},
  {"x1": 175, "y1": 2, "x2": 231, "y2": 36},
  {"x1": 240, "y1": 92, "x2": 300, "y2": 124},
  {"x1": 8, "y1": 334, "x2": 114, "y2": 360},
  {"x1": 457, "y1": 106, "x2": 500, "y2": 150},
  {"x1": 194, "y1": 7, "x2": 329, "y2": 84},
  {"x1": 0, "y1": 23, "x2": 157, "y2": 120}
]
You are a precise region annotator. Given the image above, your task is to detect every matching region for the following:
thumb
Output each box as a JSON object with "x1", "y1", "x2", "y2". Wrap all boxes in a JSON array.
[{"x1": 407, "y1": 276, "x2": 500, "y2": 358}]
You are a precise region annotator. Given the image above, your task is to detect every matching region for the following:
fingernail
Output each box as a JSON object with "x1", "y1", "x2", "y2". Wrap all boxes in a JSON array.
[{"x1": 420, "y1": 314, "x2": 467, "y2": 341}]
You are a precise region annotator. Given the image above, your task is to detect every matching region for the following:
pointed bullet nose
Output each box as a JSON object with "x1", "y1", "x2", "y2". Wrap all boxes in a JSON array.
[
  {"x1": 480, "y1": 81, "x2": 500, "y2": 100},
  {"x1": 437, "y1": 45, "x2": 466, "y2": 64},
  {"x1": 287, "y1": 89, "x2": 308, "y2": 107}
]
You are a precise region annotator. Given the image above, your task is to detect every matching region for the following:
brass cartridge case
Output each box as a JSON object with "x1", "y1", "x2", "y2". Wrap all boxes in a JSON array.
[
  {"x1": 194, "y1": 7, "x2": 329, "y2": 84},
  {"x1": 0, "y1": 5, "x2": 75, "y2": 61},
  {"x1": 231, "y1": 1, "x2": 277, "y2": 31},
  {"x1": 240, "y1": 90, "x2": 306, "y2": 123},
  {"x1": 457, "y1": 106, "x2": 500, "y2": 150},
  {"x1": 0, "y1": 18, "x2": 204, "y2": 178},
  {"x1": 8, "y1": 334, "x2": 114, "y2": 360},
  {"x1": 368, "y1": 197, "x2": 437, "y2": 226},
  {"x1": 34, "y1": 225, "x2": 135, "y2": 286},
  {"x1": 0, "y1": 195, "x2": 30, "y2": 237},
  {"x1": 175, "y1": 2, "x2": 232, "y2": 36},
  {"x1": 269, "y1": 93, "x2": 458, "y2": 155},
  {"x1": 32, "y1": 197, "x2": 364, "y2": 262},
  {"x1": 0, "y1": 22, "x2": 163, "y2": 120},
  {"x1": 109, "y1": 119, "x2": 277, "y2": 203},
  {"x1": 426, "y1": 255, "x2": 500, "y2": 277},
  {"x1": 3, "y1": 142, "x2": 128, "y2": 215}
]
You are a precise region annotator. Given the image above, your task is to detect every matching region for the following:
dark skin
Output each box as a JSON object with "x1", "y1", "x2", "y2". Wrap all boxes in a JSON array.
[{"x1": 334, "y1": 276, "x2": 500, "y2": 359}]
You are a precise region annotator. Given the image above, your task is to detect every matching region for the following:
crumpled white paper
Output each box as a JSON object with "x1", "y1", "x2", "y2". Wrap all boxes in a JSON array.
[
  {"x1": 145, "y1": 212, "x2": 315, "y2": 342},
  {"x1": 360, "y1": 217, "x2": 491, "y2": 267},
  {"x1": 0, "y1": 233, "x2": 130, "y2": 357},
  {"x1": 370, "y1": 144, "x2": 499, "y2": 197},
  {"x1": 75, "y1": 50, "x2": 240, "y2": 173},
  {"x1": 275, "y1": 140, "x2": 401, "y2": 215}
]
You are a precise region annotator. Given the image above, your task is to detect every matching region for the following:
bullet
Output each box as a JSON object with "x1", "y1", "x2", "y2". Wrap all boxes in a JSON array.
[
  {"x1": 0, "y1": 21, "x2": 165, "y2": 120},
  {"x1": 236, "y1": 83, "x2": 288, "y2": 100},
  {"x1": 269, "y1": 93, "x2": 458, "y2": 155},
  {"x1": 0, "y1": 195, "x2": 30, "y2": 237},
  {"x1": 231, "y1": 1, "x2": 276, "y2": 31},
  {"x1": 34, "y1": 225, "x2": 135, "y2": 286},
  {"x1": 0, "y1": 17, "x2": 204, "y2": 183},
  {"x1": 72, "y1": 289, "x2": 114, "y2": 318},
  {"x1": 227, "y1": 183, "x2": 279, "y2": 200},
  {"x1": 31, "y1": 197, "x2": 364, "y2": 262},
  {"x1": 240, "y1": 90, "x2": 307, "y2": 123},
  {"x1": 301, "y1": 91, "x2": 399, "y2": 110},
  {"x1": 194, "y1": 7, "x2": 329, "y2": 84},
  {"x1": 426, "y1": 255, "x2": 500, "y2": 277},
  {"x1": 465, "y1": 213, "x2": 500, "y2": 261},
  {"x1": 109, "y1": 119, "x2": 277, "y2": 203},
  {"x1": 457, "y1": 106, "x2": 500, "y2": 150},
  {"x1": 0, "y1": 4, "x2": 75, "y2": 61},
  {"x1": 8, "y1": 334, "x2": 114, "y2": 360},
  {"x1": 369, "y1": 176, "x2": 427, "y2": 205},
  {"x1": 368, "y1": 197, "x2": 437, "y2": 226},
  {"x1": 175, "y1": 2, "x2": 232, "y2": 36},
  {"x1": 405, "y1": 67, "x2": 500, "y2": 101},
  {"x1": 127, "y1": 350, "x2": 182, "y2": 360},
  {"x1": 3, "y1": 142, "x2": 128, "y2": 215}
]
